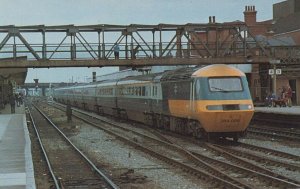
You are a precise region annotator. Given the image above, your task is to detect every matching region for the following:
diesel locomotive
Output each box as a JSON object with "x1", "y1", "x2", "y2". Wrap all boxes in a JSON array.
[{"x1": 53, "y1": 64, "x2": 254, "y2": 141}]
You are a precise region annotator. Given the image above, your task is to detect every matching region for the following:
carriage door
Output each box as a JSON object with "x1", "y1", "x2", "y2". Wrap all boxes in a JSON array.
[
  {"x1": 189, "y1": 79, "x2": 196, "y2": 114},
  {"x1": 152, "y1": 83, "x2": 158, "y2": 110},
  {"x1": 146, "y1": 84, "x2": 152, "y2": 112}
]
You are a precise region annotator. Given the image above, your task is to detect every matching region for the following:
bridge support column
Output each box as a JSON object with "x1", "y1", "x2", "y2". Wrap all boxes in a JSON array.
[
  {"x1": 98, "y1": 31, "x2": 101, "y2": 59},
  {"x1": 102, "y1": 31, "x2": 105, "y2": 59},
  {"x1": 98, "y1": 45, "x2": 101, "y2": 59},
  {"x1": 13, "y1": 35, "x2": 17, "y2": 59},
  {"x1": 125, "y1": 35, "x2": 128, "y2": 59},
  {"x1": 42, "y1": 87, "x2": 46, "y2": 96},
  {"x1": 42, "y1": 31, "x2": 47, "y2": 60},
  {"x1": 176, "y1": 29, "x2": 183, "y2": 58},
  {"x1": 159, "y1": 30, "x2": 162, "y2": 57},
  {"x1": 152, "y1": 30, "x2": 156, "y2": 57}
]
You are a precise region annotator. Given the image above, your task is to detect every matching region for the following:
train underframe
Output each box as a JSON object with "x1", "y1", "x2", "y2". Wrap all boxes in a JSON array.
[{"x1": 142, "y1": 111, "x2": 246, "y2": 142}]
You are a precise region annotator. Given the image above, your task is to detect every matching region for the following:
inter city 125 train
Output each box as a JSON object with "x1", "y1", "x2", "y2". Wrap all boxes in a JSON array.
[{"x1": 53, "y1": 64, "x2": 254, "y2": 141}]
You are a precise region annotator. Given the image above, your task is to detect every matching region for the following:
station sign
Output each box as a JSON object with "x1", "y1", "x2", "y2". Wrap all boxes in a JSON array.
[
  {"x1": 268, "y1": 69, "x2": 282, "y2": 75},
  {"x1": 276, "y1": 69, "x2": 282, "y2": 75}
]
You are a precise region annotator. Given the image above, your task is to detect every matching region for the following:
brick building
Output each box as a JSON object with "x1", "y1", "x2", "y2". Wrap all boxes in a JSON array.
[
  {"x1": 191, "y1": 0, "x2": 300, "y2": 105},
  {"x1": 243, "y1": 1, "x2": 300, "y2": 105},
  {"x1": 270, "y1": 0, "x2": 300, "y2": 105},
  {"x1": 243, "y1": 5, "x2": 273, "y2": 103}
]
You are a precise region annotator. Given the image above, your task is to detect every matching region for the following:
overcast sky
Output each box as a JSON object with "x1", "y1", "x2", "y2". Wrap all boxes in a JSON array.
[{"x1": 0, "y1": 0, "x2": 283, "y2": 83}]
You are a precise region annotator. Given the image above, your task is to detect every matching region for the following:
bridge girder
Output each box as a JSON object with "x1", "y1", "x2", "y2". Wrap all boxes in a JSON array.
[
  {"x1": 0, "y1": 57, "x2": 270, "y2": 68},
  {"x1": 0, "y1": 23, "x2": 298, "y2": 67}
]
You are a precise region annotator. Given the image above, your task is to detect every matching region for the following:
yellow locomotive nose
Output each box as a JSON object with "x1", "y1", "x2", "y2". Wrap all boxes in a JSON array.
[{"x1": 197, "y1": 101, "x2": 254, "y2": 133}]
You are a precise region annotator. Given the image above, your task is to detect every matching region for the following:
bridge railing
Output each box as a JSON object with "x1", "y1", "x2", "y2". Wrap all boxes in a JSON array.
[
  {"x1": 0, "y1": 41, "x2": 270, "y2": 60},
  {"x1": 0, "y1": 24, "x2": 298, "y2": 65},
  {"x1": 271, "y1": 46, "x2": 300, "y2": 64}
]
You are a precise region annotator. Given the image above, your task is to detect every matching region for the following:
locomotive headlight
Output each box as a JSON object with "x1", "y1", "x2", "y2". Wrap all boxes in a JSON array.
[
  {"x1": 206, "y1": 105, "x2": 223, "y2": 110},
  {"x1": 207, "y1": 104, "x2": 253, "y2": 110},
  {"x1": 239, "y1": 104, "x2": 253, "y2": 110}
]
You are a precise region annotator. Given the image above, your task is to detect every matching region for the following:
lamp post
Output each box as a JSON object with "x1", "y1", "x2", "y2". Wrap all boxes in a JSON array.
[{"x1": 269, "y1": 59, "x2": 280, "y2": 96}]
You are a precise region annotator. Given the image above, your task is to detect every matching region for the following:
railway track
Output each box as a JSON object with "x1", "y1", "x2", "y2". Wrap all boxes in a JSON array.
[
  {"x1": 49, "y1": 102, "x2": 248, "y2": 188},
  {"x1": 248, "y1": 125, "x2": 300, "y2": 141},
  {"x1": 48, "y1": 101, "x2": 300, "y2": 188},
  {"x1": 235, "y1": 142, "x2": 300, "y2": 162},
  {"x1": 252, "y1": 112, "x2": 300, "y2": 127},
  {"x1": 150, "y1": 129, "x2": 300, "y2": 188},
  {"x1": 27, "y1": 104, "x2": 119, "y2": 189},
  {"x1": 211, "y1": 143, "x2": 300, "y2": 170}
]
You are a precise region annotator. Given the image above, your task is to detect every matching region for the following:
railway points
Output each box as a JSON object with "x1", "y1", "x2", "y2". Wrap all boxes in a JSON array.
[
  {"x1": 46, "y1": 100, "x2": 298, "y2": 188},
  {"x1": 0, "y1": 104, "x2": 36, "y2": 189}
]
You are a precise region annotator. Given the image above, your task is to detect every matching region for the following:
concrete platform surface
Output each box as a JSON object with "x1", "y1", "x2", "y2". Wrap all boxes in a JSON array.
[
  {"x1": 255, "y1": 106, "x2": 300, "y2": 115},
  {"x1": 0, "y1": 104, "x2": 36, "y2": 189}
]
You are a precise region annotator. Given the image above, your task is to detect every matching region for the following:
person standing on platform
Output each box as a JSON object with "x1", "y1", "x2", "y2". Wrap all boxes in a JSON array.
[
  {"x1": 16, "y1": 93, "x2": 21, "y2": 107},
  {"x1": 114, "y1": 44, "x2": 120, "y2": 59},
  {"x1": 286, "y1": 86, "x2": 293, "y2": 107},
  {"x1": 9, "y1": 95, "x2": 16, "y2": 113}
]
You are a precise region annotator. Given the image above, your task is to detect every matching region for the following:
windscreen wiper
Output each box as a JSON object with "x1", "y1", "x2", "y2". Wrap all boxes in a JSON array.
[{"x1": 211, "y1": 86, "x2": 229, "y2": 92}]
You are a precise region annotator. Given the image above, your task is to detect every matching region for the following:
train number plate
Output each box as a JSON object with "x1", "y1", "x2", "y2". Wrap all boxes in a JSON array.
[{"x1": 219, "y1": 114, "x2": 241, "y2": 127}]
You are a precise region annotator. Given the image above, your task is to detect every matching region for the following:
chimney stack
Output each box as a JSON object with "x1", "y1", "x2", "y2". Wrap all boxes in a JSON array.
[
  {"x1": 244, "y1": 5, "x2": 257, "y2": 26},
  {"x1": 209, "y1": 16, "x2": 216, "y2": 24}
]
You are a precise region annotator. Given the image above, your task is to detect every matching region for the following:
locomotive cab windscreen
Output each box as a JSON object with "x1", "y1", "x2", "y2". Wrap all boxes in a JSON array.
[
  {"x1": 208, "y1": 77, "x2": 243, "y2": 93},
  {"x1": 196, "y1": 76, "x2": 252, "y2": 101}
]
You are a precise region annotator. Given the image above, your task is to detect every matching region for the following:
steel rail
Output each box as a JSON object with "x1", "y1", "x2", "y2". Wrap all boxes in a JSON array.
[
  {"x1": 51, "y1": 101, "x2": 300, "y2": 188},
  {"x1": 207, "y1": 143, "x2": 300, "y2": 188},
  {"x1": 74, "y1": 115, "x2": 245, "y2": 188},
  {"x1": 49, "y1": 102, "x2": 246, "y2": 188},
  {"x1": 248, "y1": 125, "x2": 300, "y2": 140},
  {"x1": 213, "y1": 144, "x2": 300, "y2": 171},
  {"x1": 27, "y1": 107, "x2": 61, "y2": 189},
  {"x1": 252, "y1": 125, "x2": 300, "y2": 136},
  {"x1": 149, "y1": 128, "x2": 300, "y2": 188},
  {"x1": 32, "y1": 104, "x2": 120, "y2": 189},
  {"x1": 237, "y1": 142, "x2": 300, "y2": 161},
  {"x1": 247, "y1": 128, "x2": 300, "y2": 141}
]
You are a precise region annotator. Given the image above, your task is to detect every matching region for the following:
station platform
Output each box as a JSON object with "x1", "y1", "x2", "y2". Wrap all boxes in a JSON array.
[
  {"x1": 255, "y1": 106, "x2": 300, "y2": 115},
  {"x1": 0, "y1": 104, "x2": 36, "y2": 189}
]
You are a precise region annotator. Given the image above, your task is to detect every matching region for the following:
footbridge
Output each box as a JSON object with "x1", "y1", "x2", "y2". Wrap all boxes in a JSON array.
[{"x1": 0, "y1": 22, "x2": 299, "y2": 68}]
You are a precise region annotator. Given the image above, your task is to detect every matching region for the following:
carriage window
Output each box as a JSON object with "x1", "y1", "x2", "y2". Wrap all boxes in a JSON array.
[
  {"x1": 152, "y1": 86, "x2": 157, "y2": 96},
  {"x1": 142, "y1": 86, "x2": 145, "y2": 96},
  {"x1": 208, "y1": 77, "x2": 243, "y2": 92}
]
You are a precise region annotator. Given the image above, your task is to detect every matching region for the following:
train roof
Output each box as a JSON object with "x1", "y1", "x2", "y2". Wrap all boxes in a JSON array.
[
  {"x1": 192, "y1": 64, "x2": 246, "y2": 77},
  {"x1": 54, "y1": 65, "x2": 246, "y2": 90},
  {"x1": 160, "y1": 66, "x2": 199, "y2": 81},
  {"x1": 119, "y1": 66, "x2": 198, "y2": 83},
  {"x1": 158, "y1": 64, "x2": 246, "y2": 81}
]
